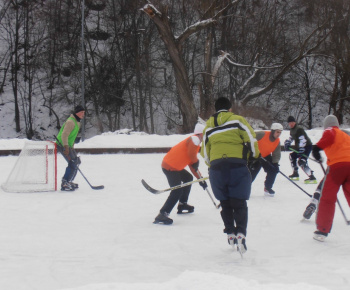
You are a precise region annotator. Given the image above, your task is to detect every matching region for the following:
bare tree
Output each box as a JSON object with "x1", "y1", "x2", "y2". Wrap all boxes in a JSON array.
[{"x1": 141, "y1": 0, "x2": 240, "y2": 132}]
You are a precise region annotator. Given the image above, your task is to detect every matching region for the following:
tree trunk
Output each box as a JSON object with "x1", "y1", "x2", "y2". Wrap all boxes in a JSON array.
[{"x1": 142, "y1": 5, "x2": 197, "y2": 133}]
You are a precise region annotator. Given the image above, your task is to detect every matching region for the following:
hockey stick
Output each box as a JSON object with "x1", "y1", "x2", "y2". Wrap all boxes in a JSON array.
[
  {"x1": 289, "y1": 148, "x2": 319, "y2": 163},
  {"x1": 141, "y1": 176, "x2": 209, "y2": 194},
  {"x1": 261, "y1": 157, "x2": 312, "y2": 197},
  {"x1": 318, "y1": 163, "x2": 350, "y2": 225},
  {"x1": 55, "y1": 136, "x2": 104, "y2": 190},
  {"x1": 196, "y1": 170, "x2": 221, "y2": 209}
]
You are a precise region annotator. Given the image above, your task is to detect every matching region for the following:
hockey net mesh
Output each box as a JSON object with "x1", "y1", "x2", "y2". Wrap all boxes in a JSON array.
[{"x1": 1, "y1": 141, "x2": 57, "y2": 193}]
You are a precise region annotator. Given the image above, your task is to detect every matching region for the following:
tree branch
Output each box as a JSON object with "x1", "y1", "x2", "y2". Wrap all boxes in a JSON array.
[{"x1": 176, "y1": 0, "x2": 240, "y2": 46}]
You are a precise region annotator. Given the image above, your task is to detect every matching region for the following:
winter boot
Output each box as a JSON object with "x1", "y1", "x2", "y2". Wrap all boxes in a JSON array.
[
  {"x1": 303, "y1": 198, "x2": 318, "y2": 219},
  {"x1": 313, "y1": 230, "x2": 328, "y2": 242},
  {"x1": 264, "y1": 188, "x2": 275, "y2": 197},
  {"x1": 289, "y1": 170, "x2": 299, "y2": 181},
  {"x1": 304, "y1": 173, "x2": 317, "y2": 184},
  {"x1": 236, "y1": 233, "x2": 247, "y2": 254},
  {"x1": 177, "y1": 202, "x2": 194, "y2": 214},
  {"x1": 61, "y1": 179, "x2": 75, "y2": 191},
  {"x1": 153, "y1": 212, "x2": 173, "y2": 225},
  {"x1": 69, "y1": 182, "x2": 79, "y2": 189},
  {"x1": 227, "y1": 234, "x2": 238, "y2": 250}
]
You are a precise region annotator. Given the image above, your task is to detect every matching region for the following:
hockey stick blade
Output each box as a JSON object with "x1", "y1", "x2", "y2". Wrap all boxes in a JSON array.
[
  {"x1": 141, "y1": 179, "x2": 161, "y2": 194},
  {"x1": 76, "y1": 167, "x2": 104, "y2": 190},
  {"x1": 90, "y1": 185, "x2": 104, "y2": 190},
  {"x1": 141, "y1": 176, "x2": 209, "y2": 194}
]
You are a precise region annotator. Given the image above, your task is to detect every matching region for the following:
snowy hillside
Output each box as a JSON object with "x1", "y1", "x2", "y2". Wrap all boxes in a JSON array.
[{"x1": 0, "y1": 131, "x2": 349, "y2": 290}]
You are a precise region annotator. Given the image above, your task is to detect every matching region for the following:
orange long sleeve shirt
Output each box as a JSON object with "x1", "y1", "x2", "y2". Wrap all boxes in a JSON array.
[{"x1": 162, "y1": 135, "x2": 201, "y2": 171}]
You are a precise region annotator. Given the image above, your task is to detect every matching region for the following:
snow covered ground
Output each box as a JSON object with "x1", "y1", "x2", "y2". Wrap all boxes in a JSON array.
[{"x1": 0, "y1": 130, "x2": 349, "y2": 290}]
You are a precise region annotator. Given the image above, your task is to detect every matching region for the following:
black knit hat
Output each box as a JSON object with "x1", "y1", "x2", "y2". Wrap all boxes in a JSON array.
[
  {"x1": 74, "y1": 105, "x2": 85, "y2": 114},
  {"x1": 215, "y1": 97, "x2": 232, "y2": 111},
  {"x1": 287, "y1": 116, "x2": 296, "y2": 123}
]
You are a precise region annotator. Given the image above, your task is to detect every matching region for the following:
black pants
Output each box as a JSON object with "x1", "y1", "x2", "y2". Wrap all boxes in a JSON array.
[
  {"x1": 250, "y1": 156, "x2": 278, "y2": 189},
  {"x1": 160, "y1": 168, "x2": 193, "y2": 214},
  {"x1": 220, "y1": 198, "x2": 248, "y2": 236}
]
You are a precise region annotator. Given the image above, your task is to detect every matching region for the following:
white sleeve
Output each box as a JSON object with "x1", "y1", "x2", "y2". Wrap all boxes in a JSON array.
[{"x1": 190, "y1": 135, "x2": 201, "y2": 146}]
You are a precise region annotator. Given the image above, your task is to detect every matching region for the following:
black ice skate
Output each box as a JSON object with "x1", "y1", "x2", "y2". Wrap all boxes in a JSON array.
[
  {"x1": 289, "y1": 171, "x2": 299, "y2": 181},
  {"x1": 153, "y1": 212, "x2": 173, "y2": 225},
  {"x1": 304, "y1": 174, "x2": 317, "y2": 184},
  {"x1": 303, "y1": 198, "x2": 318, "y2": 219},
  {"x1": 177, "y1": 202, "x2": 194, "y2": 214},
  {"x1": 69, "y1": 182, "x2": 79, "y2": 189},
  {"x1": 264, "y1": 188, "x2": 275, "y2": 197},
  {"x1": 61, "y1": 179, "x2": 75, "y2": 191}
]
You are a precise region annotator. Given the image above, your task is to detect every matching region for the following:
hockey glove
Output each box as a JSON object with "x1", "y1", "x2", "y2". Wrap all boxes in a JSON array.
[
  {"x1": 63, "y1": 145, "x2": 70, "y2": 157},
  {"x1": 284, "y1": 140, "x2": 291, "y2": 151},
  {"x1": 248, "y1": 158, "x2": 260, "y2": 171},
  {"x1": 73, "y1": 156, "x2": 81, "y2": 166},
  {"x1": 272, "y1": 163, "x2": 280, "y2": 172},
  {"x1": 312, "y1": 145, "x2": 323, "y2": 163},
  {"x1": 199, "y1": 180, "x2": 208, "y2": 190}
]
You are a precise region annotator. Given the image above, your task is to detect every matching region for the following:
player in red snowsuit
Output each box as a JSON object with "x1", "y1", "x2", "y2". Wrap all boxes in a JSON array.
[{"x1": 312, "y1": 115, "x2": 350, "y2": 241}]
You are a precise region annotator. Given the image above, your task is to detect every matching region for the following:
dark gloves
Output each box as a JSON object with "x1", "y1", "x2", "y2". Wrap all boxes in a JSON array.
[
  {"x1": 272, "y1": 163, "x2": 280, "y2": 172},
  {"x1": 191, "y1": 160, "x2": 199, "y2": 171},
  {"x1": 199, "y1": 180, "x2": 208, "y2": 190},
  {"x1": 284, "y1": 140, "x2": 291, "y2": 151},
  {"x1": 68, "y1": 156, "x2": 81, "y2": 168},
  {"x1": 73, "y1": 156, "x2": 81, "y2": 166},
  {"x1": 248, "y1": 158, "x2": 260, "y2": 171},
  {"x1": 312, "y1": 145, "x2": 323, "y2": 162}
]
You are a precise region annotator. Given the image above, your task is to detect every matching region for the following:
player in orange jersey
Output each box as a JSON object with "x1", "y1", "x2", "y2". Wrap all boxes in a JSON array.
[
  {"x1": 249, "y1": 123, "x2": 283, "y2": 197},
  {"x1": 312, "y1": 115, "x2": 350, "y2": 241},
  {"x1": 153, "y1": 123, "x2": 206, "y2": 225}
]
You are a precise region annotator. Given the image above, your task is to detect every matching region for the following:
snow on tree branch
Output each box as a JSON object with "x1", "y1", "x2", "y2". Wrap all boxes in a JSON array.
[
  {"x1": 211, "y1": 51, "x2": 229, "y2": 85},
  {"x1": 141, "y1": 4, "x2": 162, "y2": 19},
  {"x1": 177, "y1": 0, "x2": 240, "y2": 46},
  {"x1": 176, "y1": 19, "x2": 216, "y2": 44}
]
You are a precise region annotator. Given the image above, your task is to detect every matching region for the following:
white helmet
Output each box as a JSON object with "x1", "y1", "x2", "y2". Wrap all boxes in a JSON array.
[{"x1": 271, "y1": 123, "x2": 283, "y2": 131}]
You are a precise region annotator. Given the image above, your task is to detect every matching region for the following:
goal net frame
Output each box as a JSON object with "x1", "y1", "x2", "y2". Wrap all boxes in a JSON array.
[{"x1": 1, "y1": 141, "x2": 57, "y2": 193}]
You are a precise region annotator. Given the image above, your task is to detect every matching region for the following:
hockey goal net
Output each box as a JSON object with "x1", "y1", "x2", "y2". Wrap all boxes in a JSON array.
[{"x1": 1, "y1": 141, "x2": 57, "y2": 193}]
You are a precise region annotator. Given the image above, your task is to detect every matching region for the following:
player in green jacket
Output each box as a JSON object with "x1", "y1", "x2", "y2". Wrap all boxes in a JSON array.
[
  {"x1": 201, "y1": 97, "x2": 259, "y2": 255},
  {"x1": 56, "y1": 105, "x2": 85, "y2": 191}
]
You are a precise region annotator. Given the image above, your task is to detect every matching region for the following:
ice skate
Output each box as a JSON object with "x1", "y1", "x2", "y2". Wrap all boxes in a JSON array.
[
  {"x1": 177, "y1": 202, "x2": 194, "y2": 214},
  {"x1": 313, "y1": 230, "x2": 327, "y2": 242},
  {"x1": 289, "y1": 170, "x2": 299, "y2": 181},
  {"x1": 227, "y1": 234, "x2": 237, "y2": 250},
  {"x1": 264, "y1": 188, "x2": 275, "y2": 197},
  {"x1": 153, "y1": 212, "x2": 173, "y2": 225},
  {"x1": 61, "y1": 179, "x2": 75, "y2": 191},
  {"x1": 303, "y1": 198, "x2": 318, "y2": 219},
  {"x1": 69, "y1": 182, "x2": 79, "y2": 189},
  {"x1": 304, "y1": 174, "x2": 317, "y2": 184},
  {"x1": 236, "y1": 233, "x2": 247, "y2": 256}
]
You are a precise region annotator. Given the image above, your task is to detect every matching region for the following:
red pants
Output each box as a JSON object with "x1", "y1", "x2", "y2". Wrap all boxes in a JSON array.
[{"x1": 316, "y1": 162, "x2": 350, "y2": 233}]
